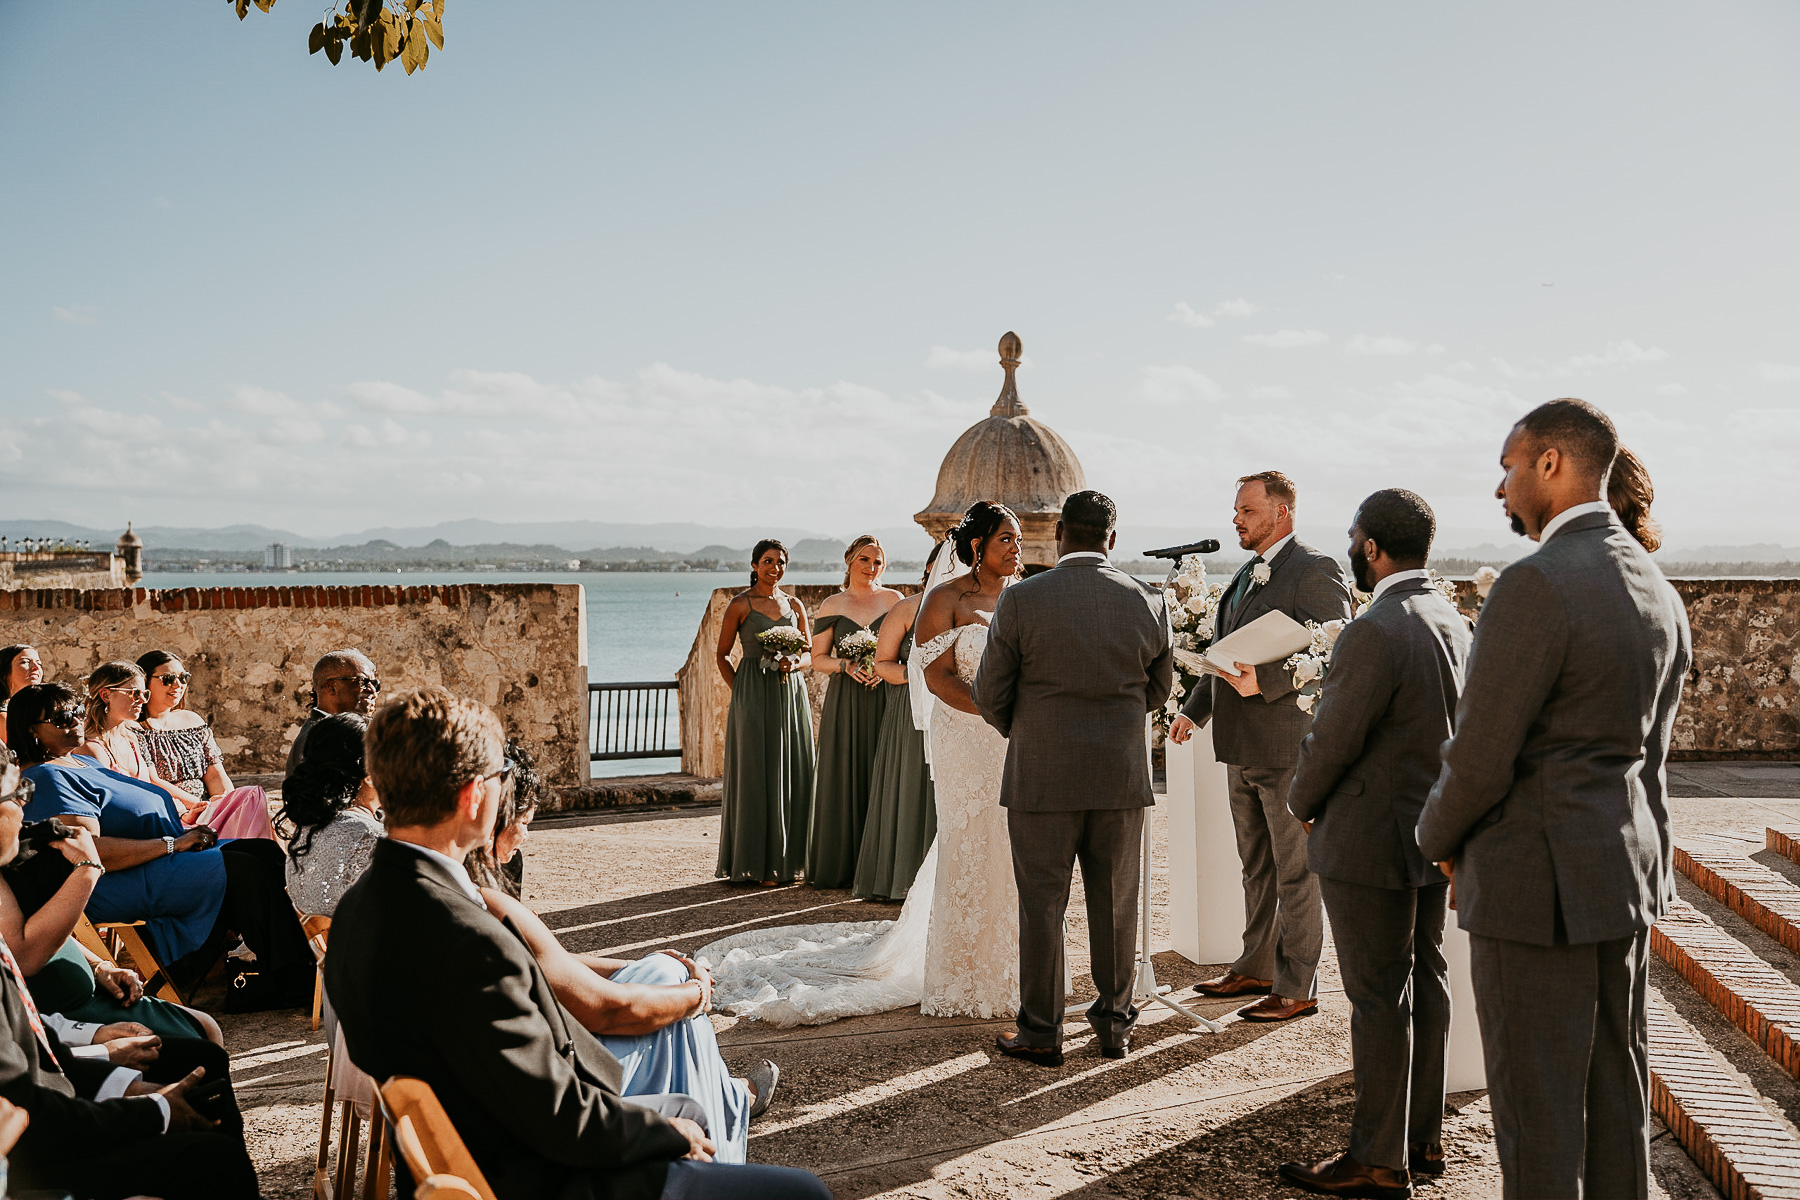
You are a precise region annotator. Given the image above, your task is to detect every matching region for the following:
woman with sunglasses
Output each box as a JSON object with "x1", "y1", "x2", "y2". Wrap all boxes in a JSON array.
[
  {"x1": 134, "y1": 651, "x2": 274, "y2": 841},
  {"x1": 9, "y1": 683, "x2": 314, "y2": 1010},
  {"x1": 0, "y1": 645, "x2": 45, "y2": 748},
  {"x1": 77, "y1": 662, "x2": 208, "y2": 816}
]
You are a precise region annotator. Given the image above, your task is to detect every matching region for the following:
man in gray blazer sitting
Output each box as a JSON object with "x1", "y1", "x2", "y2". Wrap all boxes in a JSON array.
[
  {"x1": 1170, "y1": 471, "x2": 1354, "y2": 1022},
  {"x1": 1278, "y1": 489, "x2": 1471, "y2": 1199},
  {"x1": 1418, "y1": 399, "x2": 1690, "y2": 1199},
  {"x1": 974, "y1": 490, "x2": 1173, "y2": 1067}
]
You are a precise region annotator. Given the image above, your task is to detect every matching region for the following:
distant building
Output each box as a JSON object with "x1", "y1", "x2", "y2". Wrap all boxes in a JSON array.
[{"x1": 263, "y1": 542, "x2": 293, "y2": 570}]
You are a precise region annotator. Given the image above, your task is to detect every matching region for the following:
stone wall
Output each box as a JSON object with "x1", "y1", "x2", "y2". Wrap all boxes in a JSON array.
[
  {"x1": 0, "y1": 583, "x2": 590, "y2": 786},
  {"x1": 0, "y1": 552, "x2": 121, "y2": 591},
  {"x1": 677, "y1": 584, "x2": 919, "y2": 777}
]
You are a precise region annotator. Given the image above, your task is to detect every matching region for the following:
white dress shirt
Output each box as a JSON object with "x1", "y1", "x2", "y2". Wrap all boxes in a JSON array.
[
  {"x1": 1538, "y1": 500, "x2": 1612, "y2": 544},
  {"x1": 1257, "y1": 533, "x2": 1295, "y2": 563},
  {"x1": 1056, "y1": 551, "x2": 1110, "y2": 566},
  {"x1": 1370, "y1": 568, "x2": 1431, "y2": 603}
]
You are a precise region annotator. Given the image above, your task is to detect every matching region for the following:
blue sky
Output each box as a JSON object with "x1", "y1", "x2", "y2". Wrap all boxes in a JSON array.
[{"x1": 4, "y1": 3, "x2": 1798, "y2": 550}]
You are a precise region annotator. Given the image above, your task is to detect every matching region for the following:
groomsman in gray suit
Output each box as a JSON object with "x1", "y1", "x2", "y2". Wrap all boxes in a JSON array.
[
  {"x1": 1418, "y1": 399, "x2": 1690, "y2": 1199},
  {"x1": 974, "y1": 490, "x2": 1173, "y2": 1067},
  {"x1": 1277, "y1": 489, "x2": 1471, "y2": 1199},
  {"x1": 1170, "y1": 471, "x2": 1354, "y2": 1022}
]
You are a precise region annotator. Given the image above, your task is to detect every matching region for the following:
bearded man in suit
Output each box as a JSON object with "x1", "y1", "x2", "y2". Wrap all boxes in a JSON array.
[
  {"x1": 1417, "y1": 399, "x2": 1690, "y2": 1199},
  {"x1": 1170, "y1": 470, "x2": 1354, "y2": 1022},
  {"x1": 1277, "y1": 489, "x2": 1471, "y2": 1199}
]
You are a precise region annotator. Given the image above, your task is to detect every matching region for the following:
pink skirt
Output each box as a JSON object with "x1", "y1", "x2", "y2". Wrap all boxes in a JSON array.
[{"x1": 181, "y1": 786, "x2": 276, "y2": 840}]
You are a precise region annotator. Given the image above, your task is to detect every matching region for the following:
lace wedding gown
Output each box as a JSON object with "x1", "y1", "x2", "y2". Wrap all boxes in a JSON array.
[{"x1": 697, "y1": 622, "x2": 1019, "y2": 1026}]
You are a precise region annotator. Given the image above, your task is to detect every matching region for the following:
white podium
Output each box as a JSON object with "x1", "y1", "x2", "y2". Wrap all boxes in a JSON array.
[
  {"x1": 1162, "y1": 727, "x2": 1247, "y2": 966},
  {"x1": 1441, "y1": 917, "x2": 1487, "y2": 1092}
]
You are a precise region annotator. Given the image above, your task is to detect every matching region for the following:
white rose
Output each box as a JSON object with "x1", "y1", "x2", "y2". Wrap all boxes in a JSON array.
[
  {"x1": 1195, "y1": 618, "x2": 1214, "y2": 640},
  {"x1": 1320, "y1": 620, "x2": 1346, "y2": 650},
  {"x1": 1292, "y1": 655, "x2": 1322, "y2": 684},
  {"x1": 1251, "y1": 562, "x2": 1272, "y2": 585},
  {"x1": 1474, "y1": 566, "x2": 1501, "y2": 597},
  {"x1": 1164, "y1": 694, "x2": 1181, "y2": 714},
  {"x1": 1296, "y1": 692, "x2": 1317, "y2": 714},
  {"x1": 1174, "y1": 632, "x2": 1195, "y2": 651},
  {"x1": 1186, "y1": 593, "x2": 1211, "y2": 615}
]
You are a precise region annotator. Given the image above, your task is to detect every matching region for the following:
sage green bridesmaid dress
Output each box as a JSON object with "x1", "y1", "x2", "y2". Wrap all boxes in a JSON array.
[
  {"x1": 852, "y1": 623, "x2": 937, "y2": 901},
  {"x1": 716, "y1": 603, "x2": 816, "y2": 884},
  {"x1": 804, "y1": 612, "x2": 887, "y2": 889}
]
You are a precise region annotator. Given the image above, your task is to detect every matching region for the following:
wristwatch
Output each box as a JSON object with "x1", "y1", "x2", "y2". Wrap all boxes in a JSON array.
[{"x1": 163, "y1": 835, "x2": 175, "y2": 856}]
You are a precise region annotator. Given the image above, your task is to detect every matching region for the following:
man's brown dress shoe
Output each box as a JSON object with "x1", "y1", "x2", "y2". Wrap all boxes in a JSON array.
[
  {"x1": 1237, "y1": 994, "x2": 1319, "y2": 1022},
  {"x1": 994, "y1": 1032, "x2": 1063, "y2": 1067},
  {"x1": 1408, "y1": 1141, "x2": 1445, "y2": 1177},
  {"x1": 1194, "y1": 971, "x2": 1273, "y2": 998},
  {"x1": 1277, "y1": 1149, "x2": 1411, "y2": 1199}
]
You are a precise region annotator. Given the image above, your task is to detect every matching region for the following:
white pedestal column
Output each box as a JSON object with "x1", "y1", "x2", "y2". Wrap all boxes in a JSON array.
[
  {"x1": 1441, "y1": 917, "x2": 1487, "y2": 1093},
  {"x1": 1163, "y1": 728, "x2": 1246, "y2": 966}
]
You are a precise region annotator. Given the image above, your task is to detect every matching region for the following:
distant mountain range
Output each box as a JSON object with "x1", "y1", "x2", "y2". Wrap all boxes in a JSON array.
[{"x1": 3, "y1": 518, "x2": 1794, "y2": 567}]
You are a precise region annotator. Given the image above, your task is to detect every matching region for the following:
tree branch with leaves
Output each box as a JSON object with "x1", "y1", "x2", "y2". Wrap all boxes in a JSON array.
[{"x1": 232, "y1": 0, "x2": 445, "y2": 75}]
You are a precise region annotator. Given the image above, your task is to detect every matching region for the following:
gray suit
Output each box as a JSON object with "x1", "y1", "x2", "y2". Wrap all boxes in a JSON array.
[
  {"x1": 1181, "y1": 538, "x2": 1353, "y2": 998},
  {"x1": 974, "y1": 555, "x2": 1173, "y2": 1048},
  {"x1": 1287, "y1": 578, "x2": 1471, "y2": 1171},
  {"x1": 1417, "y1": 510, "x2": 1691, "y2": 1199}
]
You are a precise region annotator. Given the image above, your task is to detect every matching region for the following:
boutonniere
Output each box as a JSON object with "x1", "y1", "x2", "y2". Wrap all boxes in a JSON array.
[{"x1": 1251, "y1": 561, "x2": 1272, "y2": 586}]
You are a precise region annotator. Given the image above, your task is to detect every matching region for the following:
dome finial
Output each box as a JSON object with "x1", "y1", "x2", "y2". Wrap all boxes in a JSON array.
[{"x1": 991, "y1": 331, "x2": 1027, "y2": 417}]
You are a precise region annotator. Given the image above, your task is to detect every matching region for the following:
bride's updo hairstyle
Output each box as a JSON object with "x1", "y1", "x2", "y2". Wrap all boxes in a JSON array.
[
  {"x1": 949, "y1": 501, "x2": 1019, "y2": 575},
  {"x1": 749, "y1": 538, "x2": 789, "y2": 586},
  {"x1": 841, "y1": 534, "x2": 884, "y2": 588}
]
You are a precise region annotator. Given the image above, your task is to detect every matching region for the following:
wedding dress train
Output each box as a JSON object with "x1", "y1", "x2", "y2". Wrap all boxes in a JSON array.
[{"x1": 699, "y1": 622, "x2": 1019, "y2": 1026}]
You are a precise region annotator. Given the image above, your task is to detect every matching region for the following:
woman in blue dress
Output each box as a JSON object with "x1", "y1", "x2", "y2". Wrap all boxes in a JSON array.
[{"x1": 10, "y1": 683, "x2": 313, "y2": 1008}]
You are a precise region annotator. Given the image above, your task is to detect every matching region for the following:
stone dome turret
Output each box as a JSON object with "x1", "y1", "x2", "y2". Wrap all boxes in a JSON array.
[{"x1": 914, "y1": 332, "x2": 1087, "y2": 570}]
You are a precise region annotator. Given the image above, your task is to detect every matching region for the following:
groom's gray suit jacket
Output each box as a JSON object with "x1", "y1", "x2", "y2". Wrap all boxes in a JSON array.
[
  {"x1": 1179, "y1": 538, "x2": 1355, "y2": 769},
  {"x1": 973, "y1": 556, "x2": 1173, "y2": 811},
  {"x1": 1416, "y1": 511, "x2": 1691, "y2": 946},
  {"x1": 1287, "y1": 578, "x2": 1471, "y2": 890}
]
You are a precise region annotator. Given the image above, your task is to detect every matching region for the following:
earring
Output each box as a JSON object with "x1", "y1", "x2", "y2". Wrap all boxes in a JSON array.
[{"x1": 974, "y1": 544, "x2": 984, "y2": 574}]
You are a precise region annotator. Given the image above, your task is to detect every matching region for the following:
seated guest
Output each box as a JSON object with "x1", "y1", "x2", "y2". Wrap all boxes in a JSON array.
[
  {"x1": 134, "y1": 650, "x2": 275, "y2": 841},
  {"x1": 466, "y1": 749, "x2": 773, "y2": 1165},
  {"x1": 287, "y1": 649, "x2": 381, "y2": 780},
  {"x1": 0, "y1": 644, "x2": 45, "y2": 747},
  {"x1": 79, "y1": 660, "x2": 211, "y2": 820},
  {"x1": 12, "y1": 683, "x2": 315, "y2": 1010},
  {"x1": 0, "y1": 751, "x2": 259, "y2": 1199},
  {"x1": 327, "y1": 687, "x2": 830, "y2": 1200},
  {"x1": 281, "y1": 712, "x2": 383, "y2": 918}
]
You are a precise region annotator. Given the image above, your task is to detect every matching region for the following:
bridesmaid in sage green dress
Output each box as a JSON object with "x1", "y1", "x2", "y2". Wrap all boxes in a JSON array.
[
  {"x1": 852, "y1": 551, "x2": 938, "y2": 901},
  {"x1": 804, "y1": 536, "x2": 903, "y2": 889},
  {"x1": 714, "y1": 540, "x2": 816, "y2": 885}
]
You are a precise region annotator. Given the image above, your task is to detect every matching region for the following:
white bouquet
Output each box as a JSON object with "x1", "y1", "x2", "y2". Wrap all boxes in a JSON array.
[
  {"x1": 757, "y1": 626, "x2": 809, "y2": 673},
  {"x1": 1157, "y1": 558, "x2": 1225, "y2": 735},
  {"x1": 1285, "y1": 618, "x2": 1348, "y2": 715},
  {"x1": 835, "y1": 629, "x2": 879, "y2": 677}
]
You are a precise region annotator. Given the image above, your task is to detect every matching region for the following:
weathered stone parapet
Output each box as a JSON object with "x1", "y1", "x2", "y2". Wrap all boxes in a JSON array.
[
  {"x1": 0, "y1": 552, "x2": 122, "y2": 592},
  {"x1": 0, "y1": 582, "x2": 590, "y2": 785},
  {"x1": 1671, "y1": 578, "x2": 1800, "y2": 759}
]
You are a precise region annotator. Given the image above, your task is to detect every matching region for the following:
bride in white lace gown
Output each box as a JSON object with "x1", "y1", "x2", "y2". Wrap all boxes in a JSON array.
[{"x1": 697, "y1": 505, "x2": 1024, "y2": 1026}]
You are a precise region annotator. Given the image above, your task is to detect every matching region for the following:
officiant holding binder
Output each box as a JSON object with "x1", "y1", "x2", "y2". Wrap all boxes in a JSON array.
[{"x1": 1169, "y1": 470, "x2": 1354, "y2": 1022}]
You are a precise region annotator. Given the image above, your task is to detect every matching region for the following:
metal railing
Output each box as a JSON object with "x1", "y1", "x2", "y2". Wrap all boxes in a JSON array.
[{"x1": 589, "y1": 681, "x2": 680, "y2": 761}]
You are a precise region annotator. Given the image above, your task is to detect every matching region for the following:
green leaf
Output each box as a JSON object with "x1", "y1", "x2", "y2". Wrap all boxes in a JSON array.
[
  {"x1": 308, "y1": 21, "x2": 326, "y2": 53},
  {"x1": 423, "y1": 16, "x2": 442, "y2": 49},
  {"x1": 325, "y1": 34, "x2": 343, "y2": 64}
]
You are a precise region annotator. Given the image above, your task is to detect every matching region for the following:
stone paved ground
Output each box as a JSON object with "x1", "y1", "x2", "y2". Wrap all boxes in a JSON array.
[{"x1": 226, "y1": 762, "x2": 1800, "y2": 1199}]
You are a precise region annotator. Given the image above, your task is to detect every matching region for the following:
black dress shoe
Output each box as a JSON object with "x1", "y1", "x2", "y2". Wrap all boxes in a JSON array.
[
  {"x1": 1099, "y1": 1039, "x2": 1130, "y2": 1060},
  {"x1": 995, "y1": 1032, "x2": 1063, "y2": 1067},
  {"x1": 1408, "y1": 1141, "x2": 1445, "y2": 1177}
]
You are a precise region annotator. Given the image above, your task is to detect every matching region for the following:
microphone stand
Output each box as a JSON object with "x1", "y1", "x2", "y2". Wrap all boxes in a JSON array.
[{"x1": 1064, "y1": 550, "x2": 1222, "y2": 1034}]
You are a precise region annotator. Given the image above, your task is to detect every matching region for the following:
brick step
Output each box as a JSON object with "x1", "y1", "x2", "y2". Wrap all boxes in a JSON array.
[
  {"x1": 1678, "y1": 839, "x2": 1800, "y2": 957},
  {"x1": 1768, "y1": 828, "x2": 1800, "y2": 870},
  {"x1": 1650, "y1": 993, "x2": 1800, "y2": 1199},
  {"x1": 1654, "y1": 899, "x2": 1800, "y2": 1078}
]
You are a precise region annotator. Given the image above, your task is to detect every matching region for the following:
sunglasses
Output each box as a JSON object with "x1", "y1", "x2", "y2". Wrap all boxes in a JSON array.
[
  {"x1": 151, "y1": 672, "x2": 191, "y2": 686},
  {"x1": 0, "y1": 778, "x2": 35, "y2": 809},
  {"x1": 104, "y1": 686, "x2": 148, "y2": 701},
  {"x1": 484, "y1": 758, "x2": 516, "y2": 786},
  {"x1": 325, "y1": 675, "x2": 382, "y2": 693},
  {"x1": 44, "y1": 707, "x2": 86, "y2": 730}
]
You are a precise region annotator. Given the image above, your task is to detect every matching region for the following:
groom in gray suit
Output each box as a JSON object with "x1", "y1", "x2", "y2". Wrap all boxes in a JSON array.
[
  {"x1": 1418, "y1": 399, "x2": 1690, "y2": 1199},
  {"x1": 1170, "y1": 471, "x2": 1354, "y2": 1022},
  {"x1": 1278, "y1": 489, "x2": 1470, "y2": 1199},
  {"x1": 974, "y1": 490, "x2": 1173, "y2": 1067}
]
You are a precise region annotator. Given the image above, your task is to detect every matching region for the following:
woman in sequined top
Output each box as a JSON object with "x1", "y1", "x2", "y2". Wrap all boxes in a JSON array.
[
  {"x1": 133, "y1": 650, "x2": 275, "y2": 842},
  {"x1": 279, "y1": 712, "x2": 383, "y2": 918}
]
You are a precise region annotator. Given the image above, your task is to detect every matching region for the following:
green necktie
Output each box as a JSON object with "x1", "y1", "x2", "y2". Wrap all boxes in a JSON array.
[{"x1": 1227, "y1": 556, "x2": 1265, "y2": 616}]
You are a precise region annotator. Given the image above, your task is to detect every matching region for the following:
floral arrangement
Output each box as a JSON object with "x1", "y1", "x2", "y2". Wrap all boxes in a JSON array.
[
  {"x1": 835, "y1": 629, "x2": 879, "y2": 675},
  {"x1": 757, "y1": 626, "x2": 809, "y2": 672},
  {"x1": 1156, "y1": 557, "x2": 1225, "y2": 734},
  {"x1": 1287, "y1": 570, "x2": 1467, "y2": 711}
]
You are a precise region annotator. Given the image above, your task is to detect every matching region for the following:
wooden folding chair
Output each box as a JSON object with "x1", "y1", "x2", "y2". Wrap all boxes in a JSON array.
[
  {"x1": 378, "y1": 1077, "x2": 497, "y2": 1200},
  {"x1": 303, "y1": 915, "x2": 390, "y2": 1200},
  {"x1": 300, "y1": 913, "x2": 331, "y2": 1032},
  {"x1": 73, "y1": 915, "x2": 185, "y2": 1005}
]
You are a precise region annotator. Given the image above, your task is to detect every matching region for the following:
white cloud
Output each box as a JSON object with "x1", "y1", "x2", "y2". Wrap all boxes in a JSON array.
[
  {"x1": 160, "y1": 392, "x2": 204, "y2": 412},
  {"x1": 52, "y1": 304, "x2": 99, "y2": 325},
  {"x1": 226, "y1": 385, "x2": 303, "y2": 417},
  {"x1": 1761, "y1": 363, "x2": 1800, "y2": 383},
  {"x1": 345, "y1": 418, "x2": 429, "y2": 449},
  {"x1": 1138, "y1": 364, "x2": 1222, "y2": 405},
  {"x1": 925, "y1": 345, "x2": 1008, "y2": 371},
  {"x1": 1344, "y1": 334, "x2": 1416, "y2": 356},
  {"x1": 1167, "y1": 302, "x2": 1213, "y2": 329},
  {"x1": 1564, "y1": 340, "x2": 1667, "y2": 371},
  {"x1": 1242, "y1": 329, "x2": 1329, "y2": 349},
  {"x1": 1655, "y1": 383, "x2": 1690, "y2": 397},
  {"x1": 1213, "y1": 298, "x2": 1260, "y2": 318}
]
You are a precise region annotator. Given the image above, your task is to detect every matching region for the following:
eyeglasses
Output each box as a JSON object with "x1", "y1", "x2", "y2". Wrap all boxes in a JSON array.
[
  {"x1": 151, "y1": 672, "x2": 191, "y2": 687},
  {"x1": 325, "y1": 675, "x2": 382, "y2": 694},
  {"x1": 483, "y1": 758, "x2": 515, "y2": 786},
  {"x1": 44, "y1": 707, "x2": 86, "y2": 729},
  {"x1": 0, "y1": 778, "x2": 34, "y2": 809}
]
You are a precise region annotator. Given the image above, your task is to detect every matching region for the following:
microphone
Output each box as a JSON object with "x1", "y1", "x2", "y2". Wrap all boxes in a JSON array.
[{"x1": 1142, "y1": 539, "x2": 1221, "y2": 560}]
